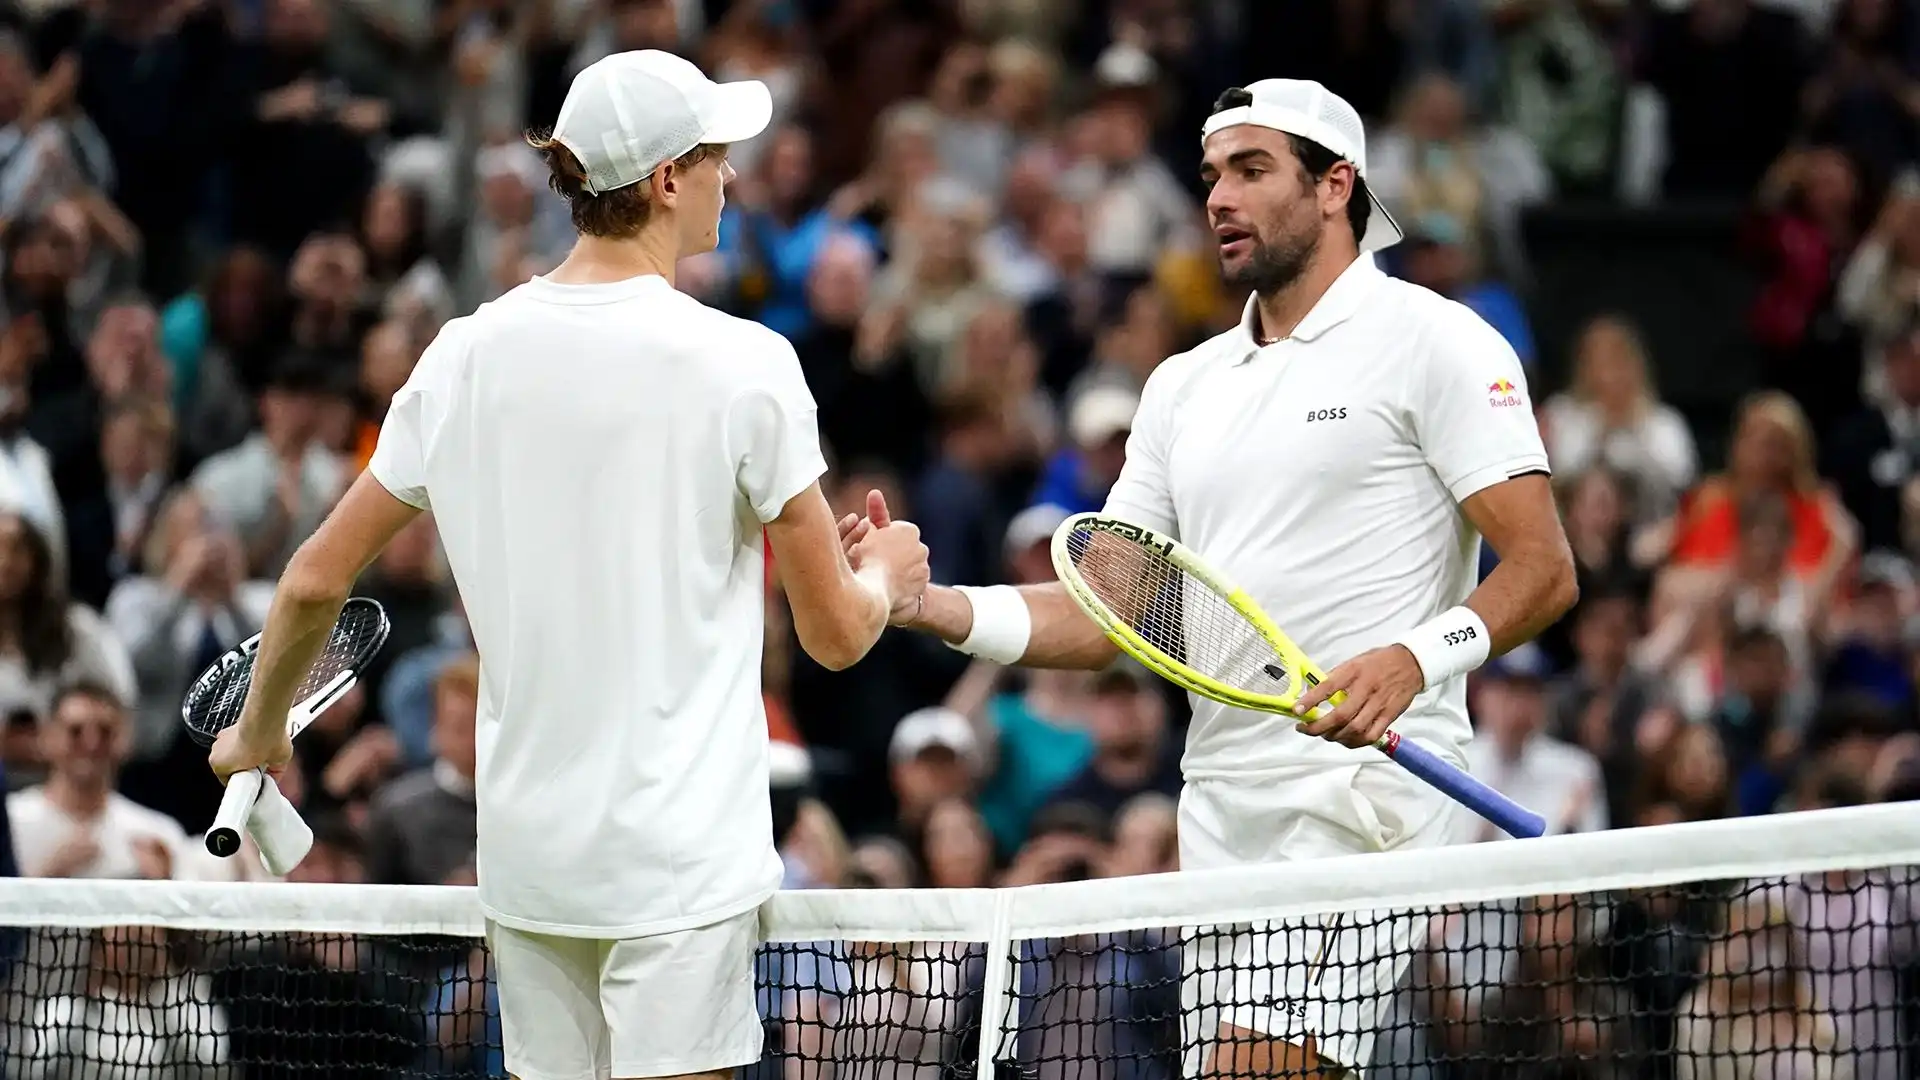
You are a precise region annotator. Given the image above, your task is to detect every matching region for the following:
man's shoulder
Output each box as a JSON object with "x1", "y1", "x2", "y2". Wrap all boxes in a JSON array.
[
  {"x1": 6, "y1": 784, "x2": 46, "y2": 817},
  {"x1": 107, "y1": 793, "x2": 188, "y2": 841}
]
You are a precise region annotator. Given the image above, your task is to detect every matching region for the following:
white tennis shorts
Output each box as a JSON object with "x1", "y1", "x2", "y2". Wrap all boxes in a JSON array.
[
  {"x1": 487, "y1": 908, "x2": 765, "y2": 1080},
  {"x1": 1176, "y1": 760, "x2": 1466, "y2": 1075}
]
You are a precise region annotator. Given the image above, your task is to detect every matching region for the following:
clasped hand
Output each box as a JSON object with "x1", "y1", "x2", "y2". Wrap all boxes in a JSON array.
[
  {"x1": 1289, "y1": 645, "x2": 1427, "y2": 750},
  {"x1": 838, "y1": 490, "x2": 929, "y2": 625}
]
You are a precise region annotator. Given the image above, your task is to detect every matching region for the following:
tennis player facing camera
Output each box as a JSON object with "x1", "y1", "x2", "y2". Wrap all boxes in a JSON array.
[
  {"x1": 866, "y1": 80, "x2": 1579, "y2": 1077},
  {"x1": 209, "y1": 51, "x2": 931, "y2": 1080}
]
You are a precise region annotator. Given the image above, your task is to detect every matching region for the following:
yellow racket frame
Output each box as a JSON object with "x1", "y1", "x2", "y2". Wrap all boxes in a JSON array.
[{"x1": 1050, "y1": 512, "x2": 1345, "y2": 716}]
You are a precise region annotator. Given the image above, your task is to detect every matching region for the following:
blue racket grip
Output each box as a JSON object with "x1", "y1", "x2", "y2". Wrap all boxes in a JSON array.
[{"x1": 1378, "y1": 732, "x2": 1547, "y2": 839}]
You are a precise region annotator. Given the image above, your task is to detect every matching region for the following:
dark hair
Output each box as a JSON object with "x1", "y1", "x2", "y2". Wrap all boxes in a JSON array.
[
  {"x1": 1209, "y1": 88, "x2": 1371, "y2": 245},
  {"x1": 526, "y1": 130, "x2": 722, "y2": 239},
  {"x1": 0, "y1": 512, "x2": 71, "y2": 675}
]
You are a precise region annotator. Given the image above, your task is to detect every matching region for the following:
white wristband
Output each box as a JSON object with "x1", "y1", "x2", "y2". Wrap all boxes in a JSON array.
[
  {"x1": 949, "y1": 585, "x2": 1031, "y2": 665},
  {"x1": 1393, "y1": 606, "x2": 1491, "y2": 689}
]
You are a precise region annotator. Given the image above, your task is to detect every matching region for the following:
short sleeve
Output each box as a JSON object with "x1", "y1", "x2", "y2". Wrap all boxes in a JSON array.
[
  {"x1": 1413, "y1": 308, "x2": 1551, "y2": 504},
  {"x1": 369, "y1": 327, "x2": 460, "y2": 511},
  {"x1": 1100, "y1": 364, "x2": 1182, "y2": 538},
  {"x1": 727, "y1": 336, "x2": 828, "y2": 524}
]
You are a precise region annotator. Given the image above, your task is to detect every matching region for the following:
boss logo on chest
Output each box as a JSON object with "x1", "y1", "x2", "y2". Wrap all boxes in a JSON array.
[{"x1": 1305, "y1": 407, "x2": 1348, "y2": 422}]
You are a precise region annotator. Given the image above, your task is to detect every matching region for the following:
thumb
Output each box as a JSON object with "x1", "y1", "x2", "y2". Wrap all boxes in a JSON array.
[{"x1": 866, "y1": 489, "x2": 892, "y2": 529}]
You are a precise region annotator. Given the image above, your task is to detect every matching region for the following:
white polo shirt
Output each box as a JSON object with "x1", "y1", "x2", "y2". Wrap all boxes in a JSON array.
[
  {"x1": 1103, "y1": 255, "x2": 1549, "y2": 782},
  {"x1": 370, "y1": 272, "x2": 825, "y2": 938}
]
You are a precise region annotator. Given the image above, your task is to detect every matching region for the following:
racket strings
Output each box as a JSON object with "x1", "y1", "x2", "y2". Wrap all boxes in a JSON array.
[
  {"x1": 1065, "y1": 525, "x2": 1297, "y2": 699},
  {"x1": 182, "y1": 599, "x2": 391, "y2": 746}
]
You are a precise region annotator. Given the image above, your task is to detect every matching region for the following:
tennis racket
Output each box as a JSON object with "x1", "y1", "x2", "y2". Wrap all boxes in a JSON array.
[
  {"x1": 1051, "y1": 513, "x2": 1546, "y2": 840},
  {"x1": 182, "y1": 597, "x2": 392, "y2": 866}
]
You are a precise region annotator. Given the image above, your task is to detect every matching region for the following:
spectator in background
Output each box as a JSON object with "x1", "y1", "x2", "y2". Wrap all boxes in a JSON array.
[
  {"x1": 1822, "y1": 552, "x2": 1916, "y2": 711},
  {"x1": 1031, "y1": 384, "x2": 1136, "y2": 515},
  {"x1": 15, "y1": 923, "x2": 231, "y2": 1080},
  {"x1": 1547, "y1": 582, "x2": 1659, "y2": 817},
  {"x1": 159, "y1": 248, "x2": 287, "y2": 466},
  {"x1": 1102, "y1": 791, "x2": 1177, "y2": 879},
  {"x1": 1746, "y1": 145, "x2": 1868, "y2": 436},
  {"x1": 227, "y1": 0, "x2": 387, "y2": 258},
  {"x1": 1631, "y1": 717, "x2": 1735, "y2": 825},
  {"x1": 914, "y1": 393, "x2": 1023, "y2": 588},
  {"x1": 919, "y1": 796, "x2": 996, "y2": 888},
  {"x1": 941, "y1": 644, "x2": 1093, "y2": 861},
  {"x1": 64, "y1": 393, "x2": 172, "y2": 605},
  {"x1": 1466, "y1": 644, "x2": 1608, "y2": 838},
  {"x1": 350, "y1": 318, "x2": 421, "y2": 472},
  {"x1": 1367, "y1": 70, "x2": 1549, "y2": 283},
  {"x1": 1067, "y1": 63, "x2": 1202, "y2": 298},
  {"x1": 190, "y1": 351, "x2": 346, "y2": 580},
  {"x1": 712, "y1": 125, "x2": 878, "y2": 340},
  {"x1": 1673, "y1": 890, "x2": 1843, "y2": 1080},
  {"x1": 801, "y1": 234, "x2": 929, "y2": 472},
  {"x1": 1064, "y1": 284, "x2": 1175, "y2": 404},
  {"x1": 107, "y1": 491, "x2": 268, "y2": 834},
  {"x1": 1645, "y1": 392, "x2": 1857, "y2": 597},
  {"x1": 1397, "y1": 211, "x2": 1534, "y2": 372},
  {"x1": 8, "y1": 682, "x2": 182, "y2": 879},
  {"x1": 357, "y1": 180, "x2": 453, "y2": 333},
  {"x1": 1800, "y1": 0, "x2": 1920, "y2": 178},
  {"x1": 1038, "y1": 659, "x2": 1179, "y2": 821},
  {"x1": 862, "y1": 176, "x2": 998, "y2": 396},
  {"x1": 1710, "y1": 625, "x2": 1800, "y2": 816},
  {"x1": 363, "y1": 652, "x2": 478, "y2": 887},
  {"x1": 1837, "y1": 171, "x2": 1920, "y2": 401},
  {"x1": 0, "y1": 302, "x2": 64, "y2": 569},
  {"x1": 1543, "y1": 315, "x2": 1698, "y2": 523},
  {"x1": 887, "y1": 705, "x2": 980, "y2": 840},
  {"x1": 1831, "y1": 311, "x2": 1920, "y2": 553},
  {"x1": 0, "y1": 511, "x2": 133, "y2": 727}
]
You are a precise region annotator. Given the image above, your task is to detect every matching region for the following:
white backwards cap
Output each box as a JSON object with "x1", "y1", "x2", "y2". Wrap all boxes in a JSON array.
[
  {"x1": 1201, "y1": 78, "x2": 1403, "y2": 253},
  {"x1": 553, "y1": 50, "x2": 772, "y2": 195}
]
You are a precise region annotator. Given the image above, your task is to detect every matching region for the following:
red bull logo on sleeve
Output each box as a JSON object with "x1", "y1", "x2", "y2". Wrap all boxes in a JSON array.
[{"x1": 1487, "y1": 379, "x2": 1523, "y2": 408}]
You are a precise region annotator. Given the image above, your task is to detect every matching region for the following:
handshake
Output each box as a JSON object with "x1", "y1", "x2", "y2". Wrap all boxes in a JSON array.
[{"x1": 837, "y1": 490, "x2": 931, "y2": 626}]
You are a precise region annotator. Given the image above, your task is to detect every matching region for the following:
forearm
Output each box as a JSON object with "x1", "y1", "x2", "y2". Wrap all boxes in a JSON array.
[
  {"x1": 908, "y1": 582, "x2": 1118, "y2": 670},
  {"x1": 1464, "y1": 543, "x2": 1580, "y2": 657},
  {"x1": 234, "y1": 571, "x2": 349, "y2": 744}
]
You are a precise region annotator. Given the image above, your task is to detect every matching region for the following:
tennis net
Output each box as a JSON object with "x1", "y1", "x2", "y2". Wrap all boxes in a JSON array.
[{"x1": 1, "y1": 802, "x2": 1916, "y2": 1080}]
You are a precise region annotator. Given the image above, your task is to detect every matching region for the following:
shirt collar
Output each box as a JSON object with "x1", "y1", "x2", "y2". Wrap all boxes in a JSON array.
[{"x1": 1231, "y1": 254, "x2": 1385, "y2": 365}]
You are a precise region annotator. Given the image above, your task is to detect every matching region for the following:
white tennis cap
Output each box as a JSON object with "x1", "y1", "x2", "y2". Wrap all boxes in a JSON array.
[
  {"x1": 1201, "y1": 78, "x2": 1403, "y2": 253},
  {"x1": 553, "y1": 50, "x2": 773, "y2": 195}
]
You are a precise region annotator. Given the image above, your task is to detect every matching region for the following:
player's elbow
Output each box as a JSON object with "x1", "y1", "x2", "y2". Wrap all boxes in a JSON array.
[
  {"x1": 278, "y1": 548, "x2": 353, "y2": 611},
  {"x1": 797, "y1": 622, "x2": 873, "y2": 672},
  {"x1": 791, "y1": 604, "x2": 882, "y2": 672},
  {"x1": 1541, "y1": 544, "x2": 1580, "y2": 623}
]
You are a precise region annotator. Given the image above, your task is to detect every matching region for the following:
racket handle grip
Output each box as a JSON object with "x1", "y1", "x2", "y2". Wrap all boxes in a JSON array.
[
  {"x1": 249, "y1": 775, "x2": 314, "y2": 877},
  {"x1": 206, "y1": 769, "x2": 264, "y2": 858},
  {"x1": 1380, "y1": 733, "x2": 1547, "y2": 840}
]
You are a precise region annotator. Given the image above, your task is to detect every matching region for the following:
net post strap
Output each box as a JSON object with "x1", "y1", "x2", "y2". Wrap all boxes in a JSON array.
[
  {"x1": 975, "y1": 888, "x2": 1017, "y2": 1080},
  {"x1": 5, "y1": 803, "x2": 1920, "y2": 938}
]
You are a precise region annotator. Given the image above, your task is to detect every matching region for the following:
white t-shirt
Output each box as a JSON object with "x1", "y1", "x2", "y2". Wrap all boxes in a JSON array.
[
  {"x1": 7, "y1": 787, "x2": 189, "y2": 879},
  {"x1": 369, "y1": 272, "x2": 826, "y2": 938},
  {"x1": 1102, "y1": 255, "x2": 1549, "y2": 784}
]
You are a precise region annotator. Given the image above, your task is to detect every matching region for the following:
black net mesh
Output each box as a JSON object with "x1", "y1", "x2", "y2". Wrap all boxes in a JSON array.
[{"x1": 3, "y1": 872, "x2": 1917, "y2": 1080}]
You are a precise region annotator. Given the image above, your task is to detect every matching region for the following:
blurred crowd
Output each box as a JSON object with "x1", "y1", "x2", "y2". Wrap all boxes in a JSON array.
[{"x1": 0, "y1": 0, "x2": 1919, "y2": 1075}]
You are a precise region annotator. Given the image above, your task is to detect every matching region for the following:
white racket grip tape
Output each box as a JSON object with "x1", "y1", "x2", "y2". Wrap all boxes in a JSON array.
[
  {"x1": 248, "y1": 775, "x2": 314, "y2": 876},
  {"x1": 206, "y1": 769, "x2": 264, "y2": 858}
]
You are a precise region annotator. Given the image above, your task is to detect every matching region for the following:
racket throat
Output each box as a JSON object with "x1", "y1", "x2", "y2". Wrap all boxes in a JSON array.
[{"x1": 290, "y1": 670, "x2": 358, "y2": 736}]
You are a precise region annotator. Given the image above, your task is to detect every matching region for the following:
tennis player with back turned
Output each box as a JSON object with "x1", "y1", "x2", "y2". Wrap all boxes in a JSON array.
[
  {"x1": 209, "y1": 51, "x2": 931, "y2": 1080},
  {"x1": 858, "y1": 80, "x2": 1581, "y2": 1077}
]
